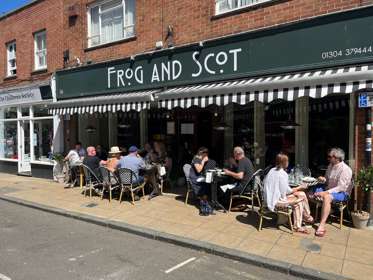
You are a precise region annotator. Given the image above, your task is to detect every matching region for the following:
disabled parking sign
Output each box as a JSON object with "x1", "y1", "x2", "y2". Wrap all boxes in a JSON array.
[{"x1": 359, "y1": 93, "x2": 373, "y2": 108}]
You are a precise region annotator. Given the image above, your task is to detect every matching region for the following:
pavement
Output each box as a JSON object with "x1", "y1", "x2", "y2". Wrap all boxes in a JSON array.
[
  {"x1": 0, "y1": 200, "x2": 301, "y2": 280},
  {"x1": 0, "y1": 173, "x2": 372, "y2": 280}
]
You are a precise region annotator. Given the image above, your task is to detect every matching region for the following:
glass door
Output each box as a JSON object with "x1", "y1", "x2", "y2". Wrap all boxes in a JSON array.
[{"x1": 18, "y1": 120, "x2": 31, "y2": 175}]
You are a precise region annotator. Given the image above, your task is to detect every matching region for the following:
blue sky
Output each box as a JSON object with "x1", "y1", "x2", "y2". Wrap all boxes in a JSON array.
[{"x1": 0, "y1": 0, "x2": 33, "y2": 15}]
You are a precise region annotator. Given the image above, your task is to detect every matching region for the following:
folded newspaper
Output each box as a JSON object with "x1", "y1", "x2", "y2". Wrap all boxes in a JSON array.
[{"x1": 220, "y1": 184, "x2": 236, "y2": 193}]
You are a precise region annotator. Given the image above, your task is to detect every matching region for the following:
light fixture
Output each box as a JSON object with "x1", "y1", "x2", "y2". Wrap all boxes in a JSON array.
[
  {"x1": 117, "y1": 124, "x2": 131, "y2": 129},
  {"x1": 198, "y1": 41, "x2": 204, "y2": 48},
  {"x1": 280, "y1": 108, "x2": 300, "y2": 130},
  {"x1": 85, "y1": 125, "x2": 96, "y2": 133}
]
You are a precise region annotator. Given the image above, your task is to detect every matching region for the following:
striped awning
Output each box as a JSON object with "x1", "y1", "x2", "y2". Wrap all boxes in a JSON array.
[
  {"x1": 156, "y1": 64, "x2": 373, "y2": 109},
  {"x1": 49, "y1": 90, "x2": 158, "y2": 115}
]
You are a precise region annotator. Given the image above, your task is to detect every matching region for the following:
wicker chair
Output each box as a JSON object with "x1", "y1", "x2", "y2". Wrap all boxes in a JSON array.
[
  {"x1": 81, "y1": 164, "x2": 102, "y2": 198},
  {"x1": 257, "y1": 173, "x2": 294, "y2": 233},
  {"x1": 312, "y1": 179, "x2": 354, "y2": 229},
  {"x1": 117, "y1": 168, "x2": 146, "y2": 204},
  {"x1": 183, "y1": 164, "x2": 193, "y2": 204},
  {"x1": 99, "y1": 166, "x2": 119, "y2": 202},
  {"x1": 228, "y1": 169, "x2": 263, "y2": 212}
]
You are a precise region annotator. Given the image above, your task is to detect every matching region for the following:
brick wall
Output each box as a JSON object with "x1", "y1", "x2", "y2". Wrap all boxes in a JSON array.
[
  {"x1": 62, "y1": 0, "x2": 373, "y2": 66},
  {"x1": 0, "y1": 0, "x2": 64, "y2": 89}
]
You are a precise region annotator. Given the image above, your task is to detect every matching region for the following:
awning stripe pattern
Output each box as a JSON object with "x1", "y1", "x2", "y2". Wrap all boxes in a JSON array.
[
  {"x1": 157, "y1": 64, "x2": 373, "y2": 109},
  {"x1": 48, "y1": 90, "x2": 157, "y2": 115}
]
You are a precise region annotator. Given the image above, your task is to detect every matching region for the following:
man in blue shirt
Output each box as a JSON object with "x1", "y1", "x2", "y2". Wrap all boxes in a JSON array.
[{"x1": 117, "y1": 146, "x2": 145, "y2": 184}]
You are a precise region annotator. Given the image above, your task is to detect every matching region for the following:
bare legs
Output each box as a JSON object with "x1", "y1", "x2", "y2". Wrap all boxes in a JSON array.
[{"x1": 316, "y1": 192, "x2": 332, "y2": 232}]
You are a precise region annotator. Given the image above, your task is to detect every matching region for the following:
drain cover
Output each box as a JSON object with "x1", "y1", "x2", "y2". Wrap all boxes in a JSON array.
[
  {"x1": 300, "y1": 239, "x2": 321, "y2": 253},
  {"x1": 84, "y1": 203, "x2": 98, "y2": 208}
]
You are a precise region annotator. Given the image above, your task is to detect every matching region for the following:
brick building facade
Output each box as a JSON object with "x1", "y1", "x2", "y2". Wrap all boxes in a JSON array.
[{"x1": 1, "y1": 0, "x2": 373, "y2": 212}]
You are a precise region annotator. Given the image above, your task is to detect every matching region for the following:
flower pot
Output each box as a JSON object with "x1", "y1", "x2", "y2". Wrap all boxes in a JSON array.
[{"x1": 351, "y1": 211, "x2": 370, "y2": 229}]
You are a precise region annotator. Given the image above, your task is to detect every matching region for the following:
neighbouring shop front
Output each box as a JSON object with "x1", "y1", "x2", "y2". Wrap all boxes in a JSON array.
[
  {"x1": 50, "y1": 6, "x2": 373, "y2": 179},
  {"x1": 0, "y1": 81, "x2": 58, "y2": 178}
]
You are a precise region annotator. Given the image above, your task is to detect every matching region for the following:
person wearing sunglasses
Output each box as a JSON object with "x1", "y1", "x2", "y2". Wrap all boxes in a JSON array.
[{"x1": 313, "y1": 148, "x2": 352, "y2": 237}]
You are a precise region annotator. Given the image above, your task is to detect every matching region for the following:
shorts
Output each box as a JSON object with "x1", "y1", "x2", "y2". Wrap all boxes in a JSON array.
[{"x1": 313, "y1": 186, "x2": 349, "y2": 202}]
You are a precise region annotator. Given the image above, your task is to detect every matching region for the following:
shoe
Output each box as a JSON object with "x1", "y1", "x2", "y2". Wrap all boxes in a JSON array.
[{"x1": 315, "y1": 228, "x2": 326, "y2": 237}]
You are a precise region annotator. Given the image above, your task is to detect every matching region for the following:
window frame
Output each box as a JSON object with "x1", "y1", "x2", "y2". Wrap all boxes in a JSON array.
[
  {"x1": 6, "y1": 41, "x2": 17, "y2": 77},
  {"x1": 215, "y1": 0, "x2": 274, "y2": 16},
  {"x1": 87, "y1": 0, "x2": 135, "y2": 48},
  {"x1": 34, "y1": 30, "x2": 47, "y2": 71}
]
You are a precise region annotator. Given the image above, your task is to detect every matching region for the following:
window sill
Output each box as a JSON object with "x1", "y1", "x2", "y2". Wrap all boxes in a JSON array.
[
  {"x1": 31, "y1": 160, "x2": 54, "y2": 166},
  {"x1": 3, "y1": 75, "x2": 17, "y2": 81},
  {"x1": 85, "y1": 36, "x2": 137, "y2": 52},
  {"x1": 211, "y1": 0, "x2": 284, "y2": 20},
  {"x1": 31, "y1": 68, "x2": 48, "y2": 75},
  {"x1": 0, "y1": 158, "x2": 18, "y2": 162}
]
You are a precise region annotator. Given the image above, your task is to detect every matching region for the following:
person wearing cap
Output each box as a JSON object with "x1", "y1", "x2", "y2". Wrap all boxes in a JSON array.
[
  {"x1": 104, "y1": 146, "x2": 122, "y2": 172},
  {"x1": 117, "y1": 145, "x2": 145, "y2": 184}
]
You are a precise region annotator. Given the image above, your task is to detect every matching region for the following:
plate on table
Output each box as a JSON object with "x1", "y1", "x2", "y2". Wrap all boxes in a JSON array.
[{"x1": 302, "y1": 176, "x2": 317, "y2": 183}]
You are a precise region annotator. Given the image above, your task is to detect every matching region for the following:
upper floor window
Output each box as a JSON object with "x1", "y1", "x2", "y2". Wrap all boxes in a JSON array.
[
  {"x1": 6, "y1": 41, "x2": 16, "y2": 77},
  {"x1": 34, "y1": 31, "x2": 47, "y2": 70},
  {"x1": 88, "y1": 0, "x2": 135, "y2": 48},
  {"x1": 215, "y1": 0, "x2": 273, "y2": 15}
]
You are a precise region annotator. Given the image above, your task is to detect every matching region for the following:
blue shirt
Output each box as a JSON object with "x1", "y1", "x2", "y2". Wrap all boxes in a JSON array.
[{"x1": 117, "y1": 154, "x2": 145, "y2": 178}]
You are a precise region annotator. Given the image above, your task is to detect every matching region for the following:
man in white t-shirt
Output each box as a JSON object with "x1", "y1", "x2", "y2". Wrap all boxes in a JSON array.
[{"x1": 64, "y1": 143, "x2": 84, "y2": 187}]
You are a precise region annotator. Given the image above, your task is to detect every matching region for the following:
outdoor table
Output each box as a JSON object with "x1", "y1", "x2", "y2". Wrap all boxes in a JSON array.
[{"x1": 208, "y1": 170, "x2": 229, "y2": 213}]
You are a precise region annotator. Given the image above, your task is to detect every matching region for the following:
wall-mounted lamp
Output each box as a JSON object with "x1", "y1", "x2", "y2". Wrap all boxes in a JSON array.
[
  {"x1": 166, "y1": 25, "x2": 174, "y2": 48},
  {"x1": 130, "y1": 55, "x2": 135, "y2": 61},
  {"x1": 198, "y1": 41, "x2": 204, "y2": 48}
]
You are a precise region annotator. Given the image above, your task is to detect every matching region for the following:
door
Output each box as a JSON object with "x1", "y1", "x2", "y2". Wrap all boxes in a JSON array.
[{"x1": 18, "y1": 120, "x2": 31, "y2": 175}]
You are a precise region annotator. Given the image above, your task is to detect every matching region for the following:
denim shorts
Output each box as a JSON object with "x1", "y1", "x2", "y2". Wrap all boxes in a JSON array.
[{"x1": 314, "y1": 186, "x2": 349, "y2": 202}]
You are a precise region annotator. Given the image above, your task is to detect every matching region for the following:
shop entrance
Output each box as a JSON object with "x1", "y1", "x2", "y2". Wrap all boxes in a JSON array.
[{"x1": 18, "y1": 120, "x2": 31, "y2": 175}]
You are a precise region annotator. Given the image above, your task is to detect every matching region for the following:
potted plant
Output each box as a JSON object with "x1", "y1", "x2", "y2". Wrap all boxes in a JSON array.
[
  {"x1": 352, "y1": 166, "x2": 373, "y2": 229},
  {"x1": 52, "y1": 153, "x2": 66, "y2": 183}
]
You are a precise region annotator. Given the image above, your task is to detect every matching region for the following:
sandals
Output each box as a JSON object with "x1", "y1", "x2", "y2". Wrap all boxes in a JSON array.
[
  {"x1": 294, "y1": 227, "x2": 310, "y2": 234},
  {"x1": 315, "y1": 228, "x2": 326, "y2": 237},
  {"x1": 304, "y1": 216, "x2": 314, "y2": 225}
]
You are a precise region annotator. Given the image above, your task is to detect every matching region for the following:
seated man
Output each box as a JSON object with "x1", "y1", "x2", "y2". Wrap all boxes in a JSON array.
[
  {"x1": 117, "y1": 146, "x2": 145, "y2": 185},
  {"x1": 64, "y1": 144, "x2": 83, "y2": 187},
  {"x1": 312, "y1": 148, "x2": 352, "y2": 237},
  {"x1": 223, "y1": 146, "x2": 255, "y2": 193},
  {"x1": 83, "y1": 146, "x2": 101, "y2": 177}
]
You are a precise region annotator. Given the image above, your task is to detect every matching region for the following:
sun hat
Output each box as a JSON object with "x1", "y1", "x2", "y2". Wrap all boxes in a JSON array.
[
  {"x1": 108, "y1": 146, "x2": 121, "y2": 154},
  {"x1": 128, "y1": 146, "x2": 138, "y2": 153}
]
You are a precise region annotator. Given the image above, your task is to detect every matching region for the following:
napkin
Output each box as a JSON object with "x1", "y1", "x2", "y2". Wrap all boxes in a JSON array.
[{"x1": 220, "y1": 184, "x2": 236, "y2": 193}]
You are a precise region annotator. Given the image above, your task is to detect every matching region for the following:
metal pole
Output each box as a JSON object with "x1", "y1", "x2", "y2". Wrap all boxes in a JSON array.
[{"x1": 365, "y1": 108, "x2": 371, "y2": 166}]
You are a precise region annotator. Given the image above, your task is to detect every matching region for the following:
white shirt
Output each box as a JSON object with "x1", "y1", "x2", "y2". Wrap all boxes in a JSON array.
[
  {"x1": 66, "y1": 150, "x2": 81, "y2": 166},
  {"x1": 263, "y1": 167, "x2": 292, "y2": 211},
  {"x1": 325, "y1": 161, "x2": 353, "y2": 194}
]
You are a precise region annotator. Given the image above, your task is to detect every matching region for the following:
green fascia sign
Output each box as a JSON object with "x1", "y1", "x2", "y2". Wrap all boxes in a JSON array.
[{"x1": 56, "y1": 6, "x2": 373, "y2": 100}]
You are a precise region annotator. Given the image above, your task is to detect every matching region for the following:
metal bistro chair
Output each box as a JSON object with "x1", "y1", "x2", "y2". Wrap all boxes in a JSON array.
[
  {"x1": 257, "y1": 173, "x2": 294, "y2": 233},
  {"x1": 312, "y1": 179, "x2": 354, "y2": 229},
  {"x1": 81, "y1": 164, "x2": 103, "y2": 198},
  {"x1": 99, "y1": 166, "x2": 120, "y2": 202},
  {"x1": 117, "y1": 168, "x2": 146, "y2": 205},
  {"x1": 228, "y1": 169, "x2": 263, "y2": 212},
  {"x1": 183, "y1": 164, "x2": 193, "y2": 205}
]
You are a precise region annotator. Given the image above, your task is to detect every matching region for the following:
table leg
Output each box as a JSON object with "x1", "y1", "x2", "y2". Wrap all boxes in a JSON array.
[{"x1": 80, "y1": 166, "x2": 83, "y2": 189}]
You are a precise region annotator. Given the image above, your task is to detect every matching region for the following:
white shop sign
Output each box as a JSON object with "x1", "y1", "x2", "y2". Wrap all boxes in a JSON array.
[{"x1": 0, "y1": 87, "x2": 42, "y2": 106}]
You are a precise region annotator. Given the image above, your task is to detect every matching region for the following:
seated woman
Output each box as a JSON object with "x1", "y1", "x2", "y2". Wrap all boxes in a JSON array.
[
  {"x1": 263, "y1": 153, "x2": 313, "y2": 234},
  {"x1": 189, "y1": 147, "x2": 212, "y2": 215},
  {"x1": 104, "y1": 146, "x2": 122, "y2": 172}
]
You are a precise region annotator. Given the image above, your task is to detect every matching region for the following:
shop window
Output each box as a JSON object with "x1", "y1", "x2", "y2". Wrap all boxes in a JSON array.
[
  {"x1": 88, "y1": 0, "x2": 135, "y2": 47},
  {"x1": 33, "y1": 119, "x2": 53, "y2": 162},
  {"x1": 33, "y1": 105, "x2": 50, "y2": 117},
  {"x1": 215, "y1": 0, "x2": 273, "y2": 15},
  {"x1": 0, "y1": 121, "x2": 18, "y2": 159},
  {"x1": 233, "y1": 104, "x2": 254, "y2": 161},
  {"x1": 6, "y1": 41, "x2": 16, "y2": 77},
  {"x1": 1, "y1": 107, "x2": 17, "y2": 119},
  {"x1": 21, "y1": 107, "x2": 30, "y2": 117},
  {"x1": 34, "y1": 30, "x2": 47, "y2": 70}
]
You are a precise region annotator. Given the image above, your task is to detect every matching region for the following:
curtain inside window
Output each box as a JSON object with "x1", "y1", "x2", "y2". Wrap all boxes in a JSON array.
[
  {"x1": 124, "y1": 0, "x2": 135, "y2": 37},
  {"x1": 90, "y1": 6, "x2": 100, "y2": 46},
  {"x1": 101, "y1": 3, "x2": 124, "y2": 44}
]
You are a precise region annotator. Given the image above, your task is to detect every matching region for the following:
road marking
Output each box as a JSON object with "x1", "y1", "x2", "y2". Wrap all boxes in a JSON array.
[
  {"x1": 0, "y1": 273, "x2": 12, "y2": 280},
  {"x1": 165, "y1": 257, "x2": 197, "y2": 274}
]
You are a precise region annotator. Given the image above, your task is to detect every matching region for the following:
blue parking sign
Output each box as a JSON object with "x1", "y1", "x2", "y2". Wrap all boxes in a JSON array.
[{"x1": 359, "y1": 94, "x2": 368, "y2": 108}]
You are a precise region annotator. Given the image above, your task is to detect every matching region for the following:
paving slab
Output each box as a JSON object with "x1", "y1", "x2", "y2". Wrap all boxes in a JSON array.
[{"x1": 0, "y1": 173, "x2": 368, "y2": 280}]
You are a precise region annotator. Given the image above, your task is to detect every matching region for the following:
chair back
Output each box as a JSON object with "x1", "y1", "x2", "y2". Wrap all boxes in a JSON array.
[
  {"x1": 183, "y1": 164, "x2": 191, "y2": 181},
  {"x1": 117, "y1": 168, "x2": 134, "y2": 185},
  {"x1": 99, "y1": 166, "x2": 111, "y2": 186},
  {"x1": 204, "y1": 160, "x2": 217, "y2": 171},
  {"x1": 240, "y1": 169, "x2": 263, "y2": 195},
  {"x1": 81, "y1": 164, "x2": 101, "y2": 184}
]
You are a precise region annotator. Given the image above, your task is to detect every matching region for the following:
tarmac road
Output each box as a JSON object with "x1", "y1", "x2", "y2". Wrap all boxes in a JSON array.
[{"x1": 0, "y1": 200, "x2": 301, "y2": 280}]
